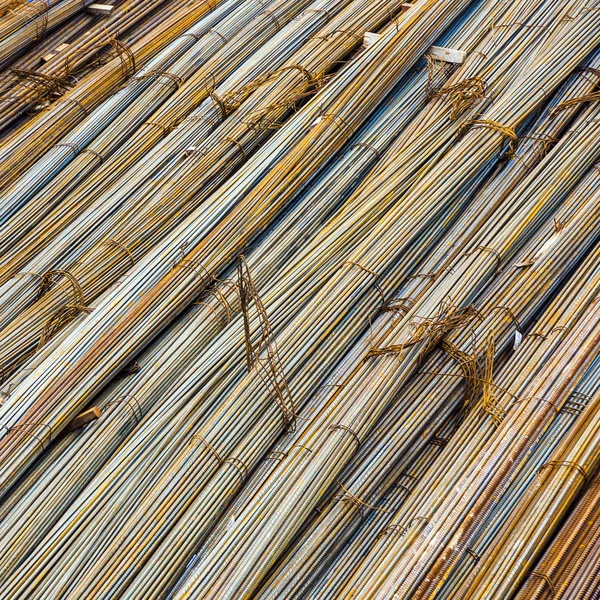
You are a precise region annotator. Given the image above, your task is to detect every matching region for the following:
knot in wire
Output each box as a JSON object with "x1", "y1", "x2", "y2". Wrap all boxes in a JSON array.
[{"x1": 434, "y1": 76, "x2": 487, "y2": 120}]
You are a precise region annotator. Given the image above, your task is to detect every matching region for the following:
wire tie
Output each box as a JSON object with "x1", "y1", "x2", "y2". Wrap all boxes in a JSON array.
[
  {"x1": 329, "y1": 423, "x2": 361, "y2": 447},
  {"x1": 104, "y1": 238, "x2": 135, "y2": 267},
  {"x1": 81, "y1": 147, "x2": 104, "y2": 164},
  {"x1": 106, "y1": 393, "x2": 143, "y2": 423},
  {"x1": 537, "y1": 460, "x2": 588, "y2": 484},
  {"x1": 10, "y1": 421, "x2": 52, "y2": 450},
  {"x1": 55, "y1": 141, "x2": 80, "y2": 157},
  {"x1": 191, "y1": 435, "x2": 223, "y2": 464},
  {"x1": 457, "y1": 118, "x2": 518, "y2": 159},
  {"x1": 224, "y1": 456, "x2": 248, "y2": 483},
  {"x1": 528, "y1": 571, "x2": 555, "y2": 595}
]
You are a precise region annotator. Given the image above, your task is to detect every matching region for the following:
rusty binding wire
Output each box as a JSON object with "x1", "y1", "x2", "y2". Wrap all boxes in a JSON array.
[{"x1": 238, "y1": 255, "x2": 296, "y2": 432}]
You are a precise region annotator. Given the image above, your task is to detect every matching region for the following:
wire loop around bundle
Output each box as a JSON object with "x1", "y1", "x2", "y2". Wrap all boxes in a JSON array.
[
  {"x1": 456, "y1": 118, "x2": 519, "y2": 159},
  {"x1": 537, "y1": 460, "x2": 589, "y2": 483}
]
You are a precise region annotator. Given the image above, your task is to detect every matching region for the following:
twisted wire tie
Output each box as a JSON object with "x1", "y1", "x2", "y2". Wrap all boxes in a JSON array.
[
  {"x1": 484, "y1": 405, "x2": 507, "y2": 426},
  {"x1": 196, "y1": 282, "x2": 235, "y2": 324},
  {"x1": 289, "y1": 444, "x2": 313, "y2": 454},
  {"x1": 266, "y1": 450, "x2": 288, "y2": 461},
  {"x1": 40, "y1": 269, "x2": 86, "y2": 309},
  {"x1": 466, "y1": 548, "x2": 481, "y2": 562},
  {"x1": 537, "y1": 460, "x2": 588, "y2": 484},
  {"x1": 549, "y1": 90, "x2": 600, "y2": 118},
  {"x1": 464, "y1": 245, "x2": 502, "y2": 272},
  {"x1": 278, "y1": 64, "x2": 315, "y2": 83},
  {"x1": 209, "y1": 28, "x2": 229, "y2": 46},
  {"x1": 571, "y1": 390, "x2": 592, "y2": 403},
  {"x1": 528, "y1": 571, "x2": 555, "y2": 595},
  {"x1": 143, "y1": 121, "x2": 171, "y2": 136},
  {"x1": 377, "y1": 523, "x2": 407, "y2": 540},
  {"x1": 194, "y1": 284, "x2": 235, "y2": 325},
  {"x1": 136, "y1": 70, "x2": 183, "y2": 90},
  {"x1": 379, "y1": 297, "x2": 416, "y2": 317},
  {"x1": 175, "y1": 258, "x2": 214, "y2": 288},
  {"x1": 10, "y1": 421, "x2": 52, "y2": 451},
  {"x1": 457, "y1": 119, "x2": 519, "y2": 159},
  {"x1": 254, "y1": 359, "x2": 297, "y2": 431},
  {"x1": 13, "y1": 68, "x2": 71, "y2": 98},
  {"x1": 55, "y1": 141, "x2": 80, "y2": 157},
  {"x1": 352, "y1": 141, "x2": 382, "y2": 159},
  {"x1": 206, "y1": 286, "x2": 233, "y2": 323},
  {"x1": 329, "y1": 423, "x2": 361, "y2": 448},
  {"x1": 397, "y1": 483, "x2": 412, "y2": 494},
  {"x1": 335, "y1": 480, "x2": 390, "y2": 519},
  {"x1": 345, "y1": 260, "x2": 380, "y2": 279},
  {"x1": 520, "y1": 133, "x2": 558, "y2": 163},
  {"x1": 15, "y1": 271, "x2": 44, "y2": 285},
  {"x1": 106, "y1": 393, "x2": 143, "y2": 423},
  {"x1": 524, "y1": 326, "x2": 567, "y2": 343},
  {"x1": 369, "y1": 302, "x2": 480, "y2": 358},
  {"x1": 108, "y1": 37, "x2": 136, "y2": 79},
  {"x1": 575, "y1": 65, "x2": 600, "y2": 80},
  {"x1": 522, "y1": 133, "x2": 558, "y2": 145},
  {"x1": 225, "y1": 456, "x2": 249, "y2": 483},
  {"x1": 24, "y1": 1, "x2": 49, "y2": 41},
  {"x1": 225, "y1": 136, "x2": 247, "y2": 160},
  {"x1": 319, "y1": 112, "x2": 355, "y2": 140},
  {"x1": 429, "y1": 436, "x2": 450, "y2": 447},
  {"x1": 387, "y1": 2, "x2": 401, "y2": 31},
  {"x1": 319, "y1": 382, "x2": 344, "y2": 389},
  {"x1": 261, "y1": 8, "x2": 282, "y2": 30},
  {"x1": 344, "y1": 260, "x2": 385, "y2": 303},
  {"x1": 424, "y1": 54, "x2": 443, "y2": 99},
  {"x1": 434, "y1": 76, "x2": 486, "y2": 120},
  {"x1": 534, "y1": 395, "x2": 560, "y2": 416},
  {"x1": 193, "y1": 301, "x2": 223, "y2": 326},
  {"x1": 191, "y1": 435, "x2": 223, "y2": 464},
  {"x1": 409, "y1": 271, "x2": 436, "y2": 282},
  {"x1": 181, "y1": 32, "x2": 203, "y2": 41},
  {"x1": 220, "y1": 278, "x2": 241, "y2": 304},
  {"x1": 61, "y1": 96, "x2": 89, "y2": 116},
  {"x1": 209, "y1": 88, "x2": 228, "y2": 122},
  {"x1": 560, "y1": 403, "x2": 583, "y2": 416},
  {"x1": 490, "y1": 305, "x2": 522, "y2": 333},
  {"x1": 81, "y1": 147, "x2": 104, "y2": 164},
  {"x1": 238, "y1": 256, "x2": 296, "y2": 431},
  {"x1": 124, "y1": 361, "x2": 141, "y2": 374},
  {"x1": 104, "y1": 238, "x2": 135, "y2": 268}
]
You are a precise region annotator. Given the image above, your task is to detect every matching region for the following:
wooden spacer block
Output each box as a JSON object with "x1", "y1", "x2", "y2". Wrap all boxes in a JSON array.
[
  {"x1": 88, "y1": 3, "x2": 115, "y2": 16},
  {"x1": 428, "y1": 45, "x2": 467, "y2": 64},
  {"x1": 363, "y1": 32, "x2": 382, "y2": 48},
  {"x1": 67, "y1": 406, "x2": 102, "y2": 431}
]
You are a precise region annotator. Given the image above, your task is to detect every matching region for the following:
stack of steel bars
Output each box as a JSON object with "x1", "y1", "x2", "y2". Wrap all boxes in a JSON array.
[{"x1": 1, "y1": 0, "x2": 600, "y2": 598}]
